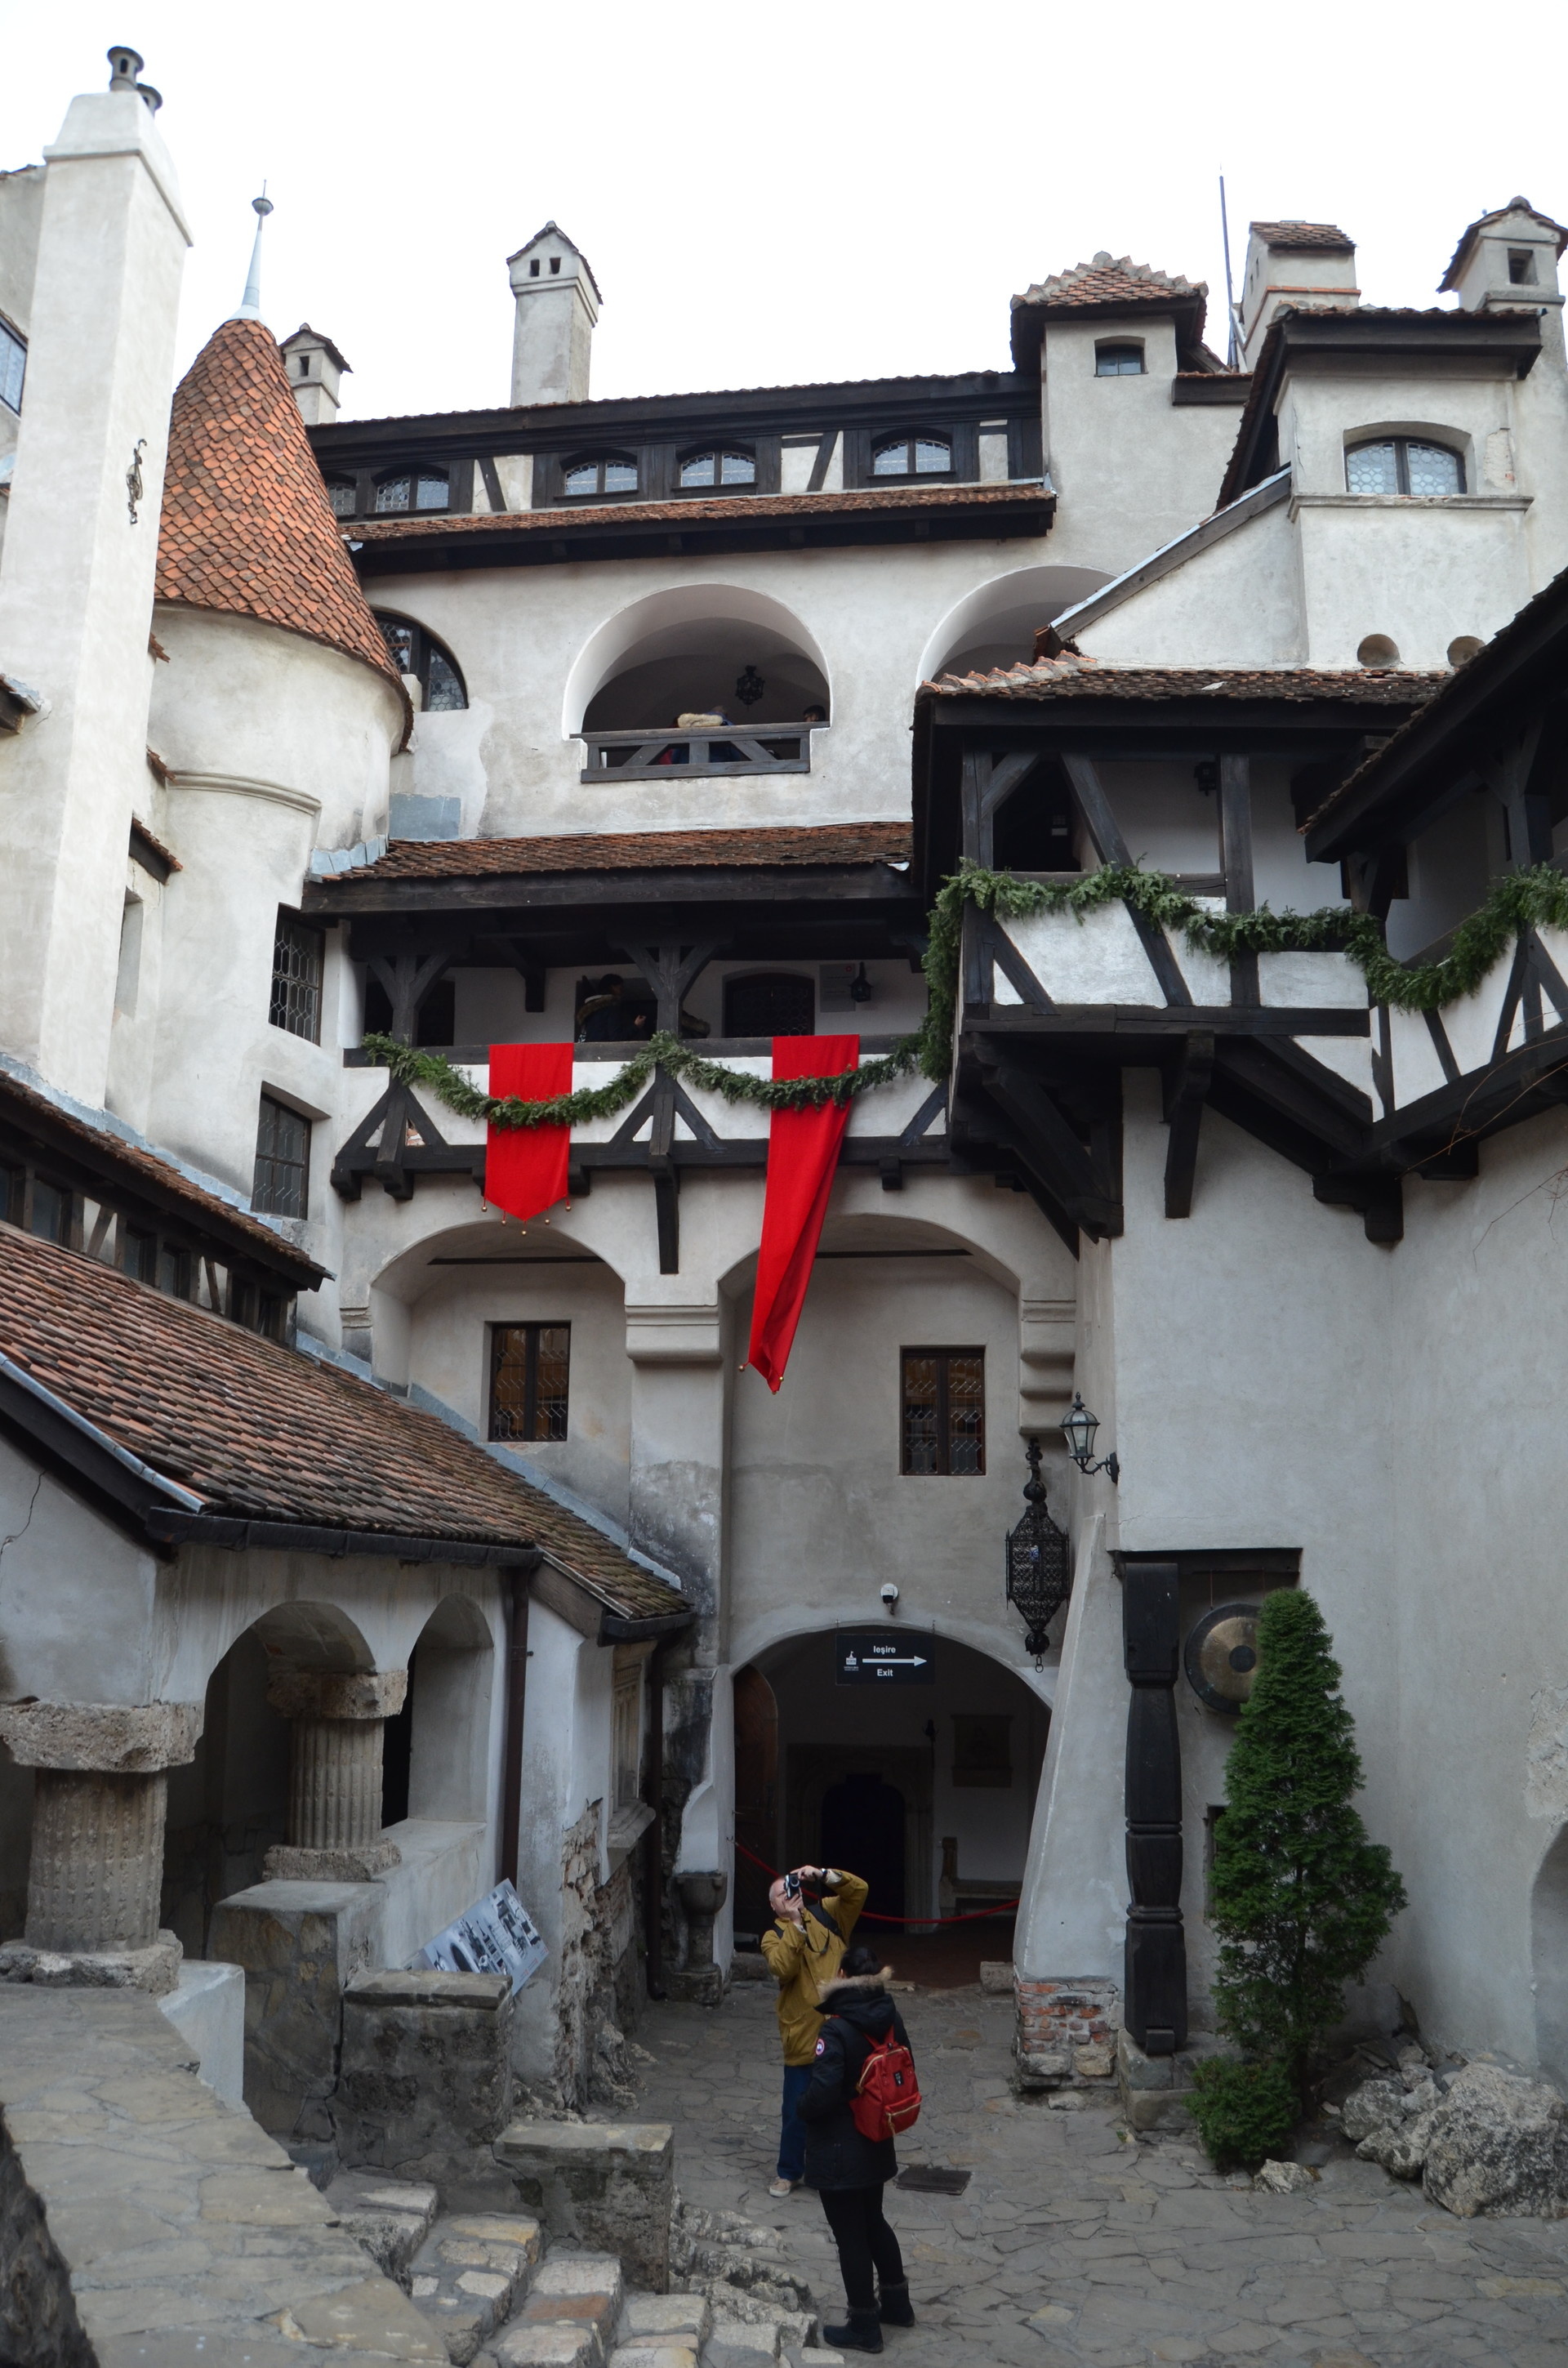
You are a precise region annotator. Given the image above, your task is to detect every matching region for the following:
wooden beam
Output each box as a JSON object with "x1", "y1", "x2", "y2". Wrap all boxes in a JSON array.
[
  {"x1": 1162, "y1": 1032, "x2": 1214, "y2": 1220},
  {"x1": 1060, "y1": 754, "x2": 1193, "y2": 1008},
  {"x1": 1218, "y1": 754, "x2": 1258, "y2": 1003},
  {"x1": 623, "y1": 940, "x2": 719, "y2": 1033},
  {"x1": 975, "y1": 1050, "x2": 1122, "y2": 1238}
]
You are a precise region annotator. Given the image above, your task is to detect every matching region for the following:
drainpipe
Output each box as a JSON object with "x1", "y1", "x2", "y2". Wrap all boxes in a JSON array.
[
  {"x1": 644, "y1": 1640, "x2": 667, "y2": 1999},
  {"x1": 499, "y1": 1562, "x2": 536, "y2": 1889}
]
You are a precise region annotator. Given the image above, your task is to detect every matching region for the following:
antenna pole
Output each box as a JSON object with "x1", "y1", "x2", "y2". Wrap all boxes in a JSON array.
[{"x1": 1219, "y1": 174, "x2": 1240, "y2": 368}]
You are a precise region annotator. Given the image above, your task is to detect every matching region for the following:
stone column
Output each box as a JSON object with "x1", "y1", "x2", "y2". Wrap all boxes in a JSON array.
[
  {"x1": 263, "y1": 1669, "x2": 406, "y2": 1881},
  {"x1": 0, "y1": 1700, "x2": 202, "y2": 1994}
]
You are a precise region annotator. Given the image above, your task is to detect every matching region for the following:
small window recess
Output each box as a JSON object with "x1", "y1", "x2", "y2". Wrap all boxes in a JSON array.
[
  {"x1": 1508, "y1": 248, "x2": 1538, "y2": 286},
  {"x1": 0, "y1": 317, "x2": 25, "y2": 417},
  {"x1": 529, "y1": 258, "x2": 541, "y2": 278},
  {"x1": 489, "y1": 1322, "x2": 571, "y2": 1443},
  {"x1": 550, "y1": 256, "x2": 561, "y2": 274},
  {"x1": 252, "y1": 1094, "x2": 310, "y2": 1219},
  {"x1": 270, "y1": 912, "x2": 325, "y2": 1043},
  {"x1": 1345, "y1": 437, "x2": 1465, "y2": 497},
  {"x1": 1095, "y1": 341, "x2": 1145, "y2": 377}
]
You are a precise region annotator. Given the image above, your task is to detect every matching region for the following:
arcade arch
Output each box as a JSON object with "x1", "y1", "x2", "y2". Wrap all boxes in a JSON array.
[
  {"x1": 564, "y1": 582, "x2": 831, "y2": 736},
  {"x1": 917, "y1": 564, "x2": 1113, "y2": 685}
]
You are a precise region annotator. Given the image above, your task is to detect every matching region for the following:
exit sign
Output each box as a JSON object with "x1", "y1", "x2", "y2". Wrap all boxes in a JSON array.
[{"x1": 835, "y1": 1630, "x2": 935, "y2": 1685}]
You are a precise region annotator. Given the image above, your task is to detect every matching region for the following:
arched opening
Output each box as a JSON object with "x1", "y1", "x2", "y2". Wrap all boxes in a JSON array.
[
  {"x1": 565, "y1": 582, "x2": 831, "y2": 737},
  {"x1": 733, "y1": 1627, "x2": 1049, "y2": 1983},
  {"x1": 383, "y1": 1592, "x2": 495, "y2": 1828},
  {"x1": 1532, "y1": 1826, "x2": 1568, "y2": 2088},
  {"x1": 161, "y1": 1600, "x2": 373, "y2": 1958},
  {"x1": 918, "y1": 564, "x2": 1114, "y2": 685}
]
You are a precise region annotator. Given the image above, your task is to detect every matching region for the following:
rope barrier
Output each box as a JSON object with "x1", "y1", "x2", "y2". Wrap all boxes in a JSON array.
[{"x1": 732, "y1": 1835, "x2": 1018, "y2": 1926}]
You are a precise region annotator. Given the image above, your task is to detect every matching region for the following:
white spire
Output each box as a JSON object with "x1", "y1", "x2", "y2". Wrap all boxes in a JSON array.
[{"x1": 232, "y1": 189, "x2": 273, "y2": 322}]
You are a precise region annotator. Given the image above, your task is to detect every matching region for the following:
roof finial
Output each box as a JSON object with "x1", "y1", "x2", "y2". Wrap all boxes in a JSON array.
[{"x1": 233, "y1": 186, "x2": 274, "y2": 323}]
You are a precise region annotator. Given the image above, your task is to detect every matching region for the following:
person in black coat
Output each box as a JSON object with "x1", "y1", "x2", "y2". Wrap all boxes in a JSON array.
[{"x1": 797, "y1": 1945, "x2": 916, "y2": 2352}]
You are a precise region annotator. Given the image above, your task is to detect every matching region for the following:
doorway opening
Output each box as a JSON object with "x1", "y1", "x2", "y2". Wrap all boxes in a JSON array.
[{"x1": 733, "y1": 1626, "x2": 1048, "y2": 1979}]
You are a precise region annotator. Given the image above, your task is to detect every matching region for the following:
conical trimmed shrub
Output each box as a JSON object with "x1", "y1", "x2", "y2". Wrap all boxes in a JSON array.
[{"x1": 1209, "y1": 1587, "x2": 1406, "y2": 2087}]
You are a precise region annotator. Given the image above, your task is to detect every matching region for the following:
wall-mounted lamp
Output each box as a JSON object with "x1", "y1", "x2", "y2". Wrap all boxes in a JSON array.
[
  {"x1": 1060, "y1": 1394, "x2": 1120, "y2": 1484},
  {"x1": 849, "y1": 962, "x2": 874, "y2": 1006}
]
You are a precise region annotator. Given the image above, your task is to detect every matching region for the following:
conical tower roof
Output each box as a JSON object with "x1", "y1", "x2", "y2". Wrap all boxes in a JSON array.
[{"x1": 155, "y1": 316, "x2": 408, "y2": 724}]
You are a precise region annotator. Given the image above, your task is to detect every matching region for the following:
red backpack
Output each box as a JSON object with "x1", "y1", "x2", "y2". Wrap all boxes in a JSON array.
[{"x1": 844, "y1": 2027, "x2": 922, "y2": 2141}]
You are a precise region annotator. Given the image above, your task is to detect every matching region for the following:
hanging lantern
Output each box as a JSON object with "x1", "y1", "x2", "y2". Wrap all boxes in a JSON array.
[
  {"x1": 735, "y1": 664, "x2": 765, "y2": 707},
  {"x1": 1004, "y1": 1437, "x2": 1071, "y2": 1666}
]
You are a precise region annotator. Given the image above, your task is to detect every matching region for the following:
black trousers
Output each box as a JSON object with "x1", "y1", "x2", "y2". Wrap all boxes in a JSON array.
[{"x1": 819, "y1": 2183, "x2": 905, "y2": 2313}]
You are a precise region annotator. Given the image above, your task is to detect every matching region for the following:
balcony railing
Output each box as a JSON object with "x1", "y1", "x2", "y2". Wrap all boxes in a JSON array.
[{"x1": 581, "y1": 724, "x2": 817, "y2": 782}]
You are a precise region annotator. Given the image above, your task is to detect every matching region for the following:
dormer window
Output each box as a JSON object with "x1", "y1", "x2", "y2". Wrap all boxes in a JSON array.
[
  {"x1": 564, "y1": 455, "x2": 639, "y2": 497},
  {"x1": 0, "y1": 319, "x2": 25, "y2": 415},
  {"x1": 1346, "y1": 438, "x2": 1465, "y2": 497},
  {"x1": 326, "y1": 477, "x2": 357, "y2": 519},
  {"x1": 1095, "y1": 341, "x2": 1145, "y2": 377},
  {"x1": 679, "y1": 450, "x2": 756, "y2": 488},
  {"x1": 872, "y1": 435, "x2": 952, "y2": 479},
  {"x1": 374, "y1": 467, "x2": 450, "y2": 514},
  {"x1": 1508, "y1": 248, "x2": 1539, "y2": 286}
]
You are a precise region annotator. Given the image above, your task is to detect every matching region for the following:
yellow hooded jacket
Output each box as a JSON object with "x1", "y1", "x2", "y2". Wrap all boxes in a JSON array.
[{"x1": 760, "y1": 1870, "x2": 870, "y2": 2066}]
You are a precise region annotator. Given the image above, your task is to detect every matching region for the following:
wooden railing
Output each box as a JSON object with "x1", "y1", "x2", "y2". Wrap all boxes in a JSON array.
[{"x1": 580, "y1": 724, "x2": 817, "y2": 781}]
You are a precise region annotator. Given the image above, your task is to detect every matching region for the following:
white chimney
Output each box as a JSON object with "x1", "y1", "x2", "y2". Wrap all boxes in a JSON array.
[
  {"x1": 281, "y1": 323, "x2": 350, "y2": 426},
  {"x1": 1441, "y1": 198, "x2": 1566, "y2": 326},
  {"x1": 1240, "y1": 221, "x2": 1358, "y2": 368},
  {"x1": 0, "y1": 49, "x2": 189, "y2": 1106},
  {"x1": 506, "y1": 222, "x2": 599, "y2": 407}
]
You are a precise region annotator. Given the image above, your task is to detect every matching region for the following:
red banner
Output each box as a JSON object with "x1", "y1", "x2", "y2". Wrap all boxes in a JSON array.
[
  {"x1": 746, "y1": 1035, "x2": 859, "y2": 1392},
  {"x1": 484, "y1": 1044, "x2": 573, "y2": 1224}
]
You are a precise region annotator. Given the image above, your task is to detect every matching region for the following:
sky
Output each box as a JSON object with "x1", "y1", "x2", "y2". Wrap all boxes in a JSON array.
[{"x1": 4, "y1": 2, "x2": 1568, "y2": 423}]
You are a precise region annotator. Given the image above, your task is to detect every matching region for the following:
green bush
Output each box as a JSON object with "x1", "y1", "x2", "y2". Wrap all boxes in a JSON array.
[
  {"x1": 1209, "y1": 1589, "x2": 1407, "y2": 2087},
  {"x1": 1187, "y1": 2056, "x2": 1300, "y2": 2171}
]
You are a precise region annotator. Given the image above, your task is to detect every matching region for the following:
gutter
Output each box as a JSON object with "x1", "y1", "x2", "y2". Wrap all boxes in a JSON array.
[{"x1": 141, "y1": 1509, "x2": 542, "y2": 1568}]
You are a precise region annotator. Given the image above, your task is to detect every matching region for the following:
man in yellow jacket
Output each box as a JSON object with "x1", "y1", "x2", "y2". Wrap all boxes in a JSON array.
[{"x1": 760, "y1": 1863, "x2": 869, "y2": 2196}]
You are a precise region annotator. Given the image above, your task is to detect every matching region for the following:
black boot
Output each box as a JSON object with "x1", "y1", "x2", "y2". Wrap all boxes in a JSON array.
[
  {"x1": 878, "y1": 2281, "x2": 915, "y2": 2327},
  {"x1": 824, "y1": 2308, "x2": 884, "y2": 2353}
]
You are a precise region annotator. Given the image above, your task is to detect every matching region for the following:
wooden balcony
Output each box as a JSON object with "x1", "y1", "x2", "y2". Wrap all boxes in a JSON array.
[{"x1": 580, "y1": 724, "x2": 816, "y2": 782}]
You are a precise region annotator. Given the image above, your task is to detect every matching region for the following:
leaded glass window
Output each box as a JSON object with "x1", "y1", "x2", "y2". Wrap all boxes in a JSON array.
[
  {"x1": 414, "y1": 469, "x2": 448, "y2": 510},
  {"x1": 901, "y1": 1349, "x2": 985, "y2": 1475},
  {"x1": 270, "y1": 913, "x2": 323, "y2": 1043},
  {"x1": 326, "y1": 478, "x2": 357, "y2": 517},
  {"x1": 0, "y1": 320, "x2": 24, "y2": 415},
  {"x1": 1095, "y1": 341, "x2": 1144, "y2": 376},
  {"x1": 375, "y1": 614, "x2": 467, "y2": 711},
  {"x1": 1346, "y1": 437, "x2": 1464, "y2": 497},
  {"x1": 564, "y1": 456, "x2": 639, "y2": 497},
  {"x1": 375, "y1": 474, "x2": 412, "y2": 512},
  {"x1": 679, "y1": 450, "x2": 756, "y2": 488},
  {"x1": 722, "y1": 973, "x2": 815, "y2": 1037},
  {"x1": 872, "y1": 434, "x2": 953, "y2": 478},
  {"x1": 489, "y1": 1322, "x2": 571, "y2": 1442},
  {"x1": 253, "y1": 1095, "x2": 310, "y2": 1218}
]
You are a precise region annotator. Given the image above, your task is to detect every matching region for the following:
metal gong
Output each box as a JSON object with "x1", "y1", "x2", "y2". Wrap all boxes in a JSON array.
[{"x1": 1183, "y1": 1601, "x2": 1263, "y2": 1715}]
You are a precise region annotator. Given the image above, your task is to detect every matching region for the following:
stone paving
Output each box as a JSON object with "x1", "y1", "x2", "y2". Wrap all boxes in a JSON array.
[{"x1": 632, "y1": 1975, "x2": 1568, "y2": 2368}]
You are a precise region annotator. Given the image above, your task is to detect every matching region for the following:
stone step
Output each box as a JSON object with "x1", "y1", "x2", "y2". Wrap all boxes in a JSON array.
[
  {"x1": 619, "y1": 2293, "x2": 714, "y2": 2348},
  {"x1": 702, "y1": 2316, "x2": 783, "y2": 2367},
  {"x1": 489, "y1": 2327, "x2": 604, "y2": 2368},
  {"x1": 408, "y1": 2210, "x2": 542, "y2": 2361},
  {"x1": 492, "y1": 2246, "x2": 625, "y2": 2366},
  {"x1": 326, "y1": 2169, "x2": 440, "y2": 2281}
]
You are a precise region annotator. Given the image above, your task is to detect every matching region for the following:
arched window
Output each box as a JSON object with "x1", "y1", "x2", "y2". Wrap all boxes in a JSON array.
[
  {"x1": 325, "y1": 477, "x2": 357, "y2": 519},
  {"x1": 374, "y1": 466, "x2": 450, "y2": 514},
  {"x1": 679, "y1": 450, "x2": 756, "y2": 488},
  {"x1": 1346, "y1": 438, "x2": 1465, "y2": 497},
  {"x1": 1095, "y1": 341, "x2": 1145, "y2": 377},
  {"x1": 564, "y1": 454, "x2": 639, "y2": 497},
  {"x1": 872, "y1": 434, "x2": 952, "y2": 479},
  {"x1": 375, "y1": 613, "x2": 467, "y2": 711}
]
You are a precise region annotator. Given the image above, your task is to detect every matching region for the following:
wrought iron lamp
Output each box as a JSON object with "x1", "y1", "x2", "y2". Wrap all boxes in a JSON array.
[
  {"x1": 735, "y1": 664, "x2": 765, "y2": 707},
  {"x1": 1060, "y1": 1393, "x2": 1120, "y2": 1483},
  {"x1": 849, "y1": 962, "x2": 873, "y2": 1005},
  {"x1": 1005, "y1": 1438, "x2": 1071, "y2": 1666}
]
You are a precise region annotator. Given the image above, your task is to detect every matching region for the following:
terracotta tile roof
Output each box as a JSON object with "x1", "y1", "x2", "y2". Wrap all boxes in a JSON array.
[
  {"x1": 0, "y1": 1066, "x2": 323, "y2": 1287},
  {"x1": 0, "y1": 1222, "x2": 684, "y2": 1618},
  {"x1": 920, "y1": 654, "x2": 1446, "y2": 706},
  {"x1": 1250, "y1": 221, "x2": 1354, "y2": 253},
  {"x1": 1012, "y1": 254, "x2": 1205, "y2": 314},
  {"x1": 1441, "y1": 195, "x2": 1568, "y2": 291},
  {"x1": 333, "y1": 822, "x2": 914, "y2": 883},
  {"x1": 154, "y1": 318, "x2": 410, "y2": 735},
  {"x1": 343, "y1": 480, "x2": 1045, "y2": 547}
]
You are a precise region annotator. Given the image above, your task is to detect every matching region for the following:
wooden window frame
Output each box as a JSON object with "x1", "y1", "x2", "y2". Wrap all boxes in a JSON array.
[
  {"x1": 0, "y1": 314, "x2": 25, "y2": 416},
  {"x1": 371, "y1": 462, "x2": 454, "y2": 518},
  {"x1": 842, "y1": 422, "x2": 976, "y2": 488},
  {"x1": 488, "y1": 1321, "x2": 572, "y2": 1444},
  {"x1": 252, "y1": 1094, "x2": 311, "y2": 1220},
  {"x1": 900, "y1": 1346, "x2": 987, "y2": 1477},
  {"x1": 270, "y1": 911, "x2": 325, "y2": 1044},
  {"x1": 1094, "y1": 340, "x2": 1146, "y2": 377},
  {"x1": 373, "y1": 614, "x2": 467, "y2": 712},
  {"x1": 722, "y1": 971, "x2": 816, "y2": 1038},
  {"x1": 557, "y1": 452, "x2": 642, "y2": 502}
]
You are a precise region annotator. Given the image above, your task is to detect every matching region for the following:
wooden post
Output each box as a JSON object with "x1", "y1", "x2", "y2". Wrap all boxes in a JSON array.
[
  {"x1": 1219, "y1": 755, "x2": 1258, "y2": 1004},
  {"x1": 1120, "y1": 1557, "x2": 1187, "y2": 2054}
]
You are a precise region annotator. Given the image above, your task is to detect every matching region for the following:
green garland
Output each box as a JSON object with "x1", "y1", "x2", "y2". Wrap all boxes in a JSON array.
[
  {"x1": 366, "y1": 862, "x2": 1568, "y2": 1126},
  {"x1": 363, "y1": 1028, "x2": 924, "y2": 1128}
]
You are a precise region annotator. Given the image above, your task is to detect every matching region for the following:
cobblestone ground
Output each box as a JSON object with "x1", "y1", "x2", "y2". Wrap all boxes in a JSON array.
[{"x1": 633, "y1": 1976, "x2": 1568, "y2": 2368}]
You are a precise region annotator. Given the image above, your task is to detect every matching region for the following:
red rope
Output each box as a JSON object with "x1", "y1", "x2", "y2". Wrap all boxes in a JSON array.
[{"x1": 731, "y1": 1835, "x2": 1019, "y2": 1926}]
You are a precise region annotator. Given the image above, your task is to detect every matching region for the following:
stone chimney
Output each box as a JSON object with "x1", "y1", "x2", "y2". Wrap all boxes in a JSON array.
[
  {"x1": 280, "y1": 323, "x2": 350, "y2": 426},
  {"x1": 1240, "y1": 221, "x2": 1357, "y2": 367},
  {"x1": 506, "y1": 221, "x2": 600, "y2": 407},
  {"x1": 0, "y1": 50, "x2": 189, "y2": 1106}
]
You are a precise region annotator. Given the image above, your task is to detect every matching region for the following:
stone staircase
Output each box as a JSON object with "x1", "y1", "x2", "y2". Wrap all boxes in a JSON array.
[{"x1": 324, "y1": 2173, "x2": 845, "y2": 2368}]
